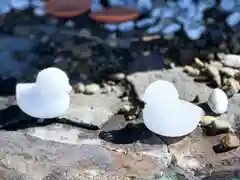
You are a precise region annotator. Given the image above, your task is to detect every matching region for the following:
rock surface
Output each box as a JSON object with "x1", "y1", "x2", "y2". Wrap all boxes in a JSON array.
[
  {"x1": 59, "y1": 93, "x2": 122, "y2": 128},
  {"x1": 128, "y1": 67, "x2": 211, "y2": 102},
  {"x1": 0, "y1": 130, "x2": 171, "y2": 179}
]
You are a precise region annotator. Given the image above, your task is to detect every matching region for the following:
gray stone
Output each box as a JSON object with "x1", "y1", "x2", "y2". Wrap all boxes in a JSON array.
[
  {"x1": 0, "y1": 131, "x2": 171, "y2": 179},
  {"x1": 59, "y1": 93, "x2": 122, "y2": 128},
  {"x1": 128, "y1": 67, "x2": 211, "y2": 102},
  {"x1": 206, "y1": 64, "x2": 221, "y2": 87}
]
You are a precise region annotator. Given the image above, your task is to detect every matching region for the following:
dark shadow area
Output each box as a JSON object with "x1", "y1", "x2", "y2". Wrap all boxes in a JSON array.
[
  {"x1": 202, "y1": 125, "x2": 229, "y2": 136},
  {"x1": 126, "y1": 52, "x2": 165, "y2": 75},
  {"x1": 0, "y1": 77, "x2": 17, "y2": 96},
  {"x1": 99, "y1": 123, "x2": 152, "y2": 144},
  {"x1": 0, "y1": 105, "x2": 99, "y2": 131},
  {"x1": 212, "y1": 143, "x2": 236, "y2": 154},
  {"x1": 99, "y1": 122, "x2": 184, "y2": 145},
  {"x1": 198, "y1": 102, "x2": 218, "y2": 116}
]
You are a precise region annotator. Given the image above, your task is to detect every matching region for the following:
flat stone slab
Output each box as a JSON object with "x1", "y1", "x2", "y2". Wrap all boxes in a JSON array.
[
  {"x1": 0, "y1": 131, "x2": 172, "y2": 179},
  {"x1": 59, "y1": 93, "x2": 122, "y2": 128},
  {"x1": 128, "y1": 67, "x2": 211, "y2": 102}
]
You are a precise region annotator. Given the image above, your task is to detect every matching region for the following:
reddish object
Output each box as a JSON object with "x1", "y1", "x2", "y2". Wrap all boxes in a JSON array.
[
  {"x1": 46, "y1": 0, "x2": 91, "y2": 18},
  {"x1": 89, "y1": 7, "x2": 140, "y2": 23}
]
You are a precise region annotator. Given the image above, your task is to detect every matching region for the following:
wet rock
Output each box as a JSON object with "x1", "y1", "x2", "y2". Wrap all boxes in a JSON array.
[
  {"x1": 65, "y1": 20, "x2": 75, "y2": 28},
  {"x1": 72, "y1": 44, "x2": 92, "y2": 59},
  {"x1": 223, "y1": 54, "x2": 240, "y2": 68},
  {"x1": 0, "y1": 35, "x2": 36, "y2": 78},
  {"x1": 59, "y1": 93, "x2": 122, "y2": 128},
  {"x1": 85, "y1": 83, "x2": 100, "y2": 94},
  {"x1": 13, "y1": 25, "x2": 58, "y2": 37}
]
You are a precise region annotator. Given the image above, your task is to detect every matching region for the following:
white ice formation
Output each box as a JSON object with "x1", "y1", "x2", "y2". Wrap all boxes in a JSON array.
[
  {"x1": 142, "y1": 80, "x2": 204, "y2": 137},
  {"x1": 16, "y1": 67, "x2": 72, "y2": 119}
]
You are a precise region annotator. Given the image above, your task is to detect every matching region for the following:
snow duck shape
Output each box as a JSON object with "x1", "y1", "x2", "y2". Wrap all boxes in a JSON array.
[
  {"x1": 16, "y1": 67, "x2": 72, "y2": 119},
  {"x1": 142, "y1": 80, "x2": 204, "y2": 137}
]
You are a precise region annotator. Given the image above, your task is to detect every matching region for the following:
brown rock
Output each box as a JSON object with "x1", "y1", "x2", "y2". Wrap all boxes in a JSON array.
[
  {"x1": 220, "y1": 134, "x2": 240, "y2": 148},
  {"x1": 183, "y1": 65, "x2": 200, "y2": 76},
  {"x1": 89, "y1": 7, "x2": 140, "y2": 23},
  {"x1": 46, "y1": 0, "x2": 91, "y2": 17}
]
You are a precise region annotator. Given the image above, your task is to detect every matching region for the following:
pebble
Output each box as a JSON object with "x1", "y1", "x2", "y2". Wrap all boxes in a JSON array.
[
  {"x1": 119, "y1": 104, "x2": 131, "y2": 113},
  {"x1": 208, "y1": 53, "x2": 215, "y2": 60},
  {"x1": 121, "y1": 96, "x2": 128, "y2": 101},
  {"x1": 210, "y1": 61, "x2": 223, "y2": 69},
  {"x1": 208, "y1": 88, "x2": 228, "y2": 114},
  {"x1": 216, "y1": 52, "x2": 225, "y2": 60},
  {"x1": 100, "y1": 85, "x2": 111, "y2": 94},
  {"x1": 226, "y1": 12, "x2": 240, "y2": 27},
  {"x1": 65, "y1": 20, "x2": 75, "y2": 28},
  {"x1": 109, "y1": 73, "x2": 126, "y2": 81},
  {"x1": 212, "y1": 119, "x2": 232, "y2": 131},
  {"x1": 200, "y1": 116, "x2": 217, "y2": 126},
  {"x1": 219, "y1": 67, "x2": 239, "y2": 77},
  {"x1": 206, "y1": 65, "x2": 221, "y2": 87},
  {"x1": 85, "y1": 83, "x2": 100, "y2": 95},
  {"x1": 220, "y1": 134, "x2": 240, "y2": 148},
  {"x1": 73, "y1": 83, "x2": 85, "y2": 93},
  {"x1": 183, "y1": 65, "x2": 200, "y2": 76},
  {"x1": 223, "y1": 54, "x2": 240, "y2": 68},
  {"x1": 226, "y1": 78, "x2": 240, "y2": 95},
  {"x1": 194, "y1": 57, "x2": 205, "y2": 68}
]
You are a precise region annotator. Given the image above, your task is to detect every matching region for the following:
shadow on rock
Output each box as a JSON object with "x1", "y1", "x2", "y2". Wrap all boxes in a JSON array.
[
  {"x1": 0, "y1": 105, "x2": 52, "y2": 131},
  {"x1": 99, "y1": 123, "x2": 153, "y2": 144},
  {"x1": 99, "y1": 122, "x2": 182, "y2": 145},
  {"x1": 198, "y1": 102, "x2": 217, "y2": 116},
  {"x1": 0, "y1": 105, "x2": 98, "y2": 131}
]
